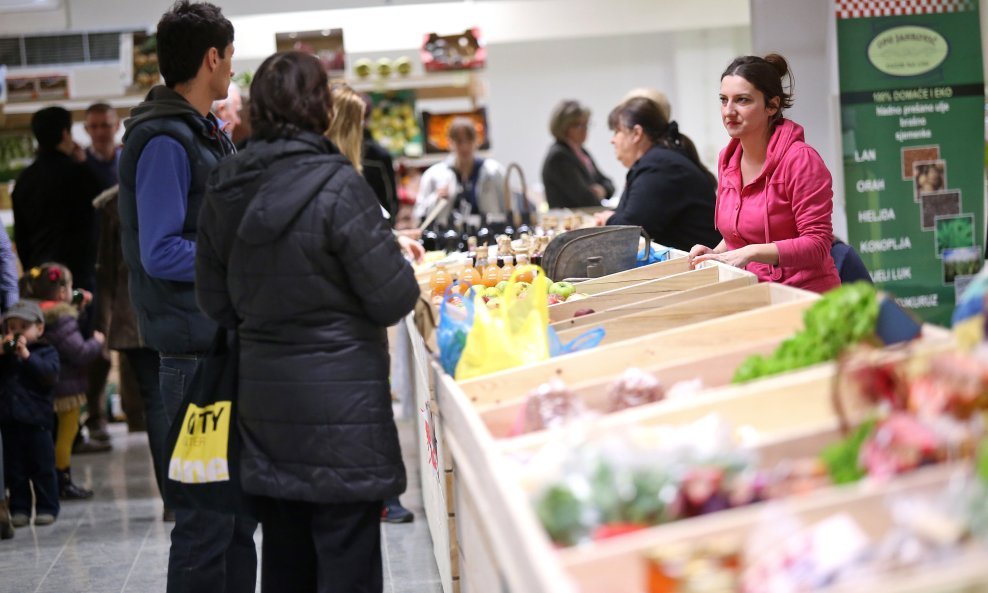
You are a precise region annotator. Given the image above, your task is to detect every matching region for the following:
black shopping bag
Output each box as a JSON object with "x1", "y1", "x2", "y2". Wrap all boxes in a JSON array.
[{"x1": 164, "y1": 328, "x2": 251, "y2": 516}]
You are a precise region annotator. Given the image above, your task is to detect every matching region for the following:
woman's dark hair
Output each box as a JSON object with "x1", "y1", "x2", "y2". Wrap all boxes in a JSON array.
[
  {"x1": 30, "y1": 106, "x2": 71, "y2": 152},
  {"x1": 24, "y1": 262, "x2": 72, "y2": 301},
  {"x1": 250, "y1": 52, "x2": 331, "y2": 141},
  {"x1": 156, "y1": 1, "x2": 234, "y2": 88},
  {"x1": 721, "y1": 53, "x2": 794, "y2": 126},
  {"x1": 608, "y1": 97, "x2": 716, "y2": 187}
]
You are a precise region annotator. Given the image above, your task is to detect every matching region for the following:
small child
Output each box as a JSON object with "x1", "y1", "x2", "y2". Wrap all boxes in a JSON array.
[
  {"x1": 26, "y1": 263, "x2": 105, "y2": 500},
  {"x1": 0, "y1": 299, "x2": 61, "y2": 527}
]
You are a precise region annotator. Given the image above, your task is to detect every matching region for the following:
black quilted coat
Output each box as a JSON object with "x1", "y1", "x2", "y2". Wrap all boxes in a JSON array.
[{"x1": 196, "y1": 131, "x2": 420, "y2": 503}]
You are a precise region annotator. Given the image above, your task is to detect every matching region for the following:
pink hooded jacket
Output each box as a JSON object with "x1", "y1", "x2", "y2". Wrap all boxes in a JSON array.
[{"x1": 716, "y1": 119, "x2": 840, "y2": 294}]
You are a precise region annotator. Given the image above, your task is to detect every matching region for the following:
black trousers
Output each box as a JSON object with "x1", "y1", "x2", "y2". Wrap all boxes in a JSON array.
[
  {"x1": 257, "y1": 497, "x2": 383, "y2": 593},
  {"x1": 1, "y1": 421, "x2": 59, "y2": 517}
]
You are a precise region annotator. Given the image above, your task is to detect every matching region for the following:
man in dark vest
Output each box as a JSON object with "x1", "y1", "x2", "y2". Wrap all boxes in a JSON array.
[{"x1": 117, "y1": 3, "x2": 256, "y2": 592}]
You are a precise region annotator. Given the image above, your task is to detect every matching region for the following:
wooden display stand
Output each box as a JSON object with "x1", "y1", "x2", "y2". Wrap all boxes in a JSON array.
[{"x1": 404, "y1": 256, "x2": 966, "y2": 593}]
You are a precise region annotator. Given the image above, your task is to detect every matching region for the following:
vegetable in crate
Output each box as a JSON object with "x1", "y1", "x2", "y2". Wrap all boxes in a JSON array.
[
  {"x1": 607, "y1": 367, "x2": 665, "y2": 412},
  {"x1": 733, "y1": 282, "x2": 880, "y2": 384},
  {"x1": 515, "y1": 378, "x2": 585, "y2": 434}
]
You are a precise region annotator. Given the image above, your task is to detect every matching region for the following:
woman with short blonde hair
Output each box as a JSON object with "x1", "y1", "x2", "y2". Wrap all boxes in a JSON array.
[{"x1": 541, "y1": 99, "x2": 614, "y2": 208}]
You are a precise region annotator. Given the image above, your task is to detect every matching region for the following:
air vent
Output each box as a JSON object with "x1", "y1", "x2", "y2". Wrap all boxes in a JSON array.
[
  {"x1": 24, "y1": 34, "x2": 83, "y2": 65},
  {"x1": 87, "y1": 32, "x2": 119, "y2": 61},
  {"x1": 0, "y1": 37, "x2": 22, "y2": 66},
  {"x1": 0, "y1": 30, "x2": 124, "y2": 67}
]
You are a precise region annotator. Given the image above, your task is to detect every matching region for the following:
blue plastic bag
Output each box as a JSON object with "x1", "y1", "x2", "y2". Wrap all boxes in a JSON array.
[
  {"x1": 436, "y1": 282, "x2": 475, "y2": 376},
  {"x1": 636, "y1": 244, "x2": 671, "y2": 267},
  {"x1": 548, "y1": 326, "x2": 606, "y2": 357}
]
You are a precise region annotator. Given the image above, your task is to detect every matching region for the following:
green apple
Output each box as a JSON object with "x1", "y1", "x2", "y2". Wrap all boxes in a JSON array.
[
  {"x1": 549, "y1": 281, "x2": 575, "y2": 299},
  {"x1": 483, "y1": 286, "x2": 500, "y2": 299},
  {"x1": 495, "y1": 281, "x2": 509, "y2": 295}
]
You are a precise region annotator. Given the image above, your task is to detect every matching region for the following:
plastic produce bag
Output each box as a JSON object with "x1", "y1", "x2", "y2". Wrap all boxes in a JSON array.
[
  {"x1": 436, "y1": 282, "x2": 475, "y2": 376},
  {"x1": 455, "y1": 265, "x2": 551, "y2": 381},
  {"x1": 548, "y1": 326, "x2": 606, "y2": 357}
]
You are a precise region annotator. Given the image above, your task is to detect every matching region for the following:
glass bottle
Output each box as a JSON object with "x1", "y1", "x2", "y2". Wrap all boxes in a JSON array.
[
  {"x1": 482, "y1": 247, "x2": 501, "y2": 287},
  {"x1": 430, "y1": 263, "x2": 451, "y2": 299}
]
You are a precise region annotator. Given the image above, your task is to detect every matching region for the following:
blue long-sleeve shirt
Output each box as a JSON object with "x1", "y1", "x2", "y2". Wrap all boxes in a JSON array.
[{"x1": 135, "y1": 135, "x2": 195, "y2": 282}]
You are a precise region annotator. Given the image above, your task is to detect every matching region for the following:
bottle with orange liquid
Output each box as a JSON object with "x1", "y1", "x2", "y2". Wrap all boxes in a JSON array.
[
  {"x1": 459, "y1": 258, "x2": 483, "y2": 292},
  {"x1": 430, "y1": 263, "x2": 452, "y2": 300},
  {"x1": 482, "y1": 246, "x2": 501, "y2": 287},
  {"x1": 515, "y1": 253, "x2": 534, "y2": 283}
]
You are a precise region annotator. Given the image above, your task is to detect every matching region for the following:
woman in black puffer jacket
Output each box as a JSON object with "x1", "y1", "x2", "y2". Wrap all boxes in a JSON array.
[{"x1": 196, "y1": 51, "x2": 420, "y2": 593}]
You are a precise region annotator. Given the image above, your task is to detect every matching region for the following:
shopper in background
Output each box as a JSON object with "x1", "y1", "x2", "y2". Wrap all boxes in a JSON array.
[
  {"x1": 541, "y1": 99, "x2": 614, "y2": 209},
  {"x1": 83, "y1": 103, "x2": 122, "y2": 191},
  {"x1": 689, "y1": 54, "x2": 841, "y2": 294},
  {"x1": 26, "y1": 263, "x2": 104, "y2": 500},
  {"x1": 359, "y1": 94, "x2": 400, "y2": 224},
  {"x1": 79, "y1": 102, "x2": 121, "y2": 454},
  {"x1": 594, "y1": 96, "x2": 719, "y2": 252},
  {"x1": 117, "y1": 2, "x2": 257, "y2": 591},
  {"x1": 329, "y1": 85, "x2": 423, "y2": 263},
  {"x1": 197, "y1": 50, "x2": 420, "y2": 593},
  {"x1": 93, "y1": 186, "x2": 167, "y2": 516},
  {"x1": 0, "y1": 228, "x2": 18, "y2": 314},
  {"x1": 0, "y1": 300, "x2": 60, "y2": 531},
  {"x1": 831, "y1": 237, "x2": 872, "y2": 284},
  {"x1": 327, "y1": 84, "x2": 419, "y2": 524},
  {"x1": 12, "y1": 107, "x2": 101, "y2": 293},
  {"x1": 415, "y1": 118, "x2": 508, "y2": 226}
]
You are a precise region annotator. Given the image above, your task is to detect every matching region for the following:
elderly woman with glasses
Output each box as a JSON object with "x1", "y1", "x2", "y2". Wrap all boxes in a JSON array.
[{"x1": 541, "y1": 99, "x2": 614, "y2": 209}]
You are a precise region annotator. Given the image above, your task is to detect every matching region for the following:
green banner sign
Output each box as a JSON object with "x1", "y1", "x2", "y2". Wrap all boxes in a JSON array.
[{"x1": 836, "y1": 0, "x2": 985, "y2": 326}]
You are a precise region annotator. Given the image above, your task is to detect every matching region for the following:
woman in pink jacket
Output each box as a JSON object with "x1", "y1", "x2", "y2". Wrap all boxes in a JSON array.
[{"x1": 689, "y1": 54, "x2": 840, "y2": 294}]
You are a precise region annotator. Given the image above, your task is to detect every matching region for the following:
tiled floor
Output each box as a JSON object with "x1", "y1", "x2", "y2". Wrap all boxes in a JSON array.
[{"x1": 0, "y1": 416, "x2": 441, "y2": 593}]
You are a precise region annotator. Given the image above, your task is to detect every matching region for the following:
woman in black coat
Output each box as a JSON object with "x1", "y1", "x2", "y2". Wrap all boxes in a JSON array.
[
  {"x1": 541, "y1": 100, "x2": 614, "y2": 209},
  {"x1": 196, "y1": 51, "x2": 420, "y2": 593},
  {"x1": 594, "y1": 97, "x2": 720, "y2": 253}
]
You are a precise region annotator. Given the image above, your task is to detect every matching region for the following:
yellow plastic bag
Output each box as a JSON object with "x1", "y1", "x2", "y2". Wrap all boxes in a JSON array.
[{"x1": 455, "y1": 265, "x2": 551, "y2": 380}]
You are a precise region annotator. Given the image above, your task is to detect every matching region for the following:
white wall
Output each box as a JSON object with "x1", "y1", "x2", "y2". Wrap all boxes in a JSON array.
[{"x1": 482, "y1": 27, "x2": 749, "y2": 196}]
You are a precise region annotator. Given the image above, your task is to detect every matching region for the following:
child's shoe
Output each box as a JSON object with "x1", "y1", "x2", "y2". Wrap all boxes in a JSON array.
[
  {"x1": 58, "y1": 468, "x2": 94, "y2": 500},
  {"x1": 0, "y1": 501, "x2": 14, "y2": 539},
  {"x1": 33, "y1": 514, "x2": 56, "y2": 526},
  {"x1": 10, "y1": 514, "x2": 29, "y2": 528}
]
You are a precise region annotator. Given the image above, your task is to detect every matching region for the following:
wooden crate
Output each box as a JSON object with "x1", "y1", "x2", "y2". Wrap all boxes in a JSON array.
[
  {"x1": 559, "y1": 463, "x2": 970, "y2": 593},
  {"x1": 457, "y1": 291, "x2": 818, "y2": 407},
  {"x1": 549, "y1": 263, "x2": 753, "y2": 324},
  {"x1": 551, "y1": 264, "x2": 754, "y2": 331},
  {"x1": 497, "y1": 328, "x2": 953, "y2": 454},
  {"x1": 435, "y1": 336, "x2": 963, "y2": 593},
  {"x1": 555, "y1": 282, "x2": 811, "y2": 347}
]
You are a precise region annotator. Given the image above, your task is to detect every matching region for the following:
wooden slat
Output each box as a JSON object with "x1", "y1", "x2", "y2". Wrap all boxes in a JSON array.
[
  {"x1": 458, "y1": 297, "x2": 817, "y2": 406},
  {"x1": 551, "y1": 269, "x2": 755, "y2": 331},
  {"x1": 570, "y1": 257, "x2": 690, "y2": 295},
  {"x1": 549, "y1": 265, "x2": 719, "y2": 322},
  {"x1": 555, "y1": 282, "x2": 778, "y2": 345}
]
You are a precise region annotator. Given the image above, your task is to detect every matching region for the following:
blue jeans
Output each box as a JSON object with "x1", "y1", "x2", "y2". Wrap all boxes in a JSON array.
[{"x1": 160, "y1": 354, "x2": 257, "y2": 593}]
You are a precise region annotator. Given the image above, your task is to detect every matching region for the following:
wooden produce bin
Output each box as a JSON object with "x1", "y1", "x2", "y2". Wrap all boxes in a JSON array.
[
  {"x1": 457, "y1": 286, "x2": 819, "y2": 408},
  {"x1": 549, "y1": 262, "x2": 753, "y2": 326},
  {"x1": 554, "y1": 282, "x2": 812, "y2": 347},
  {"x1": 435, "y1": 334, "x2": 965, "y2": 593}
]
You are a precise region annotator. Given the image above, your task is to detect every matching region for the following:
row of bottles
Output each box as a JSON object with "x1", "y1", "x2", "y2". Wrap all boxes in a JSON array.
[
  {"x1": 430, "y1": 249, "x2": 539, "y2": 299},
  {"x1": 422, "y1": 222, "x2": 536, "y2": 253}
]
